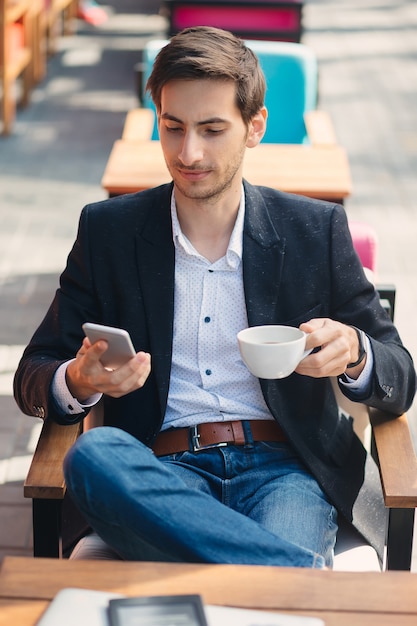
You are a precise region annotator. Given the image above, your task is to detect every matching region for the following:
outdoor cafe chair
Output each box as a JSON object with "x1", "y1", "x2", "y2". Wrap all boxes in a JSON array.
[{"x1": 23, "y1": 241, "x2": 416, "y2": 570}]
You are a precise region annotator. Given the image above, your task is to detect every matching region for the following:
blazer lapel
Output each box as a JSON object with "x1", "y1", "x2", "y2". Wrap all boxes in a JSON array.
[
  {"x1": 242, "y1": 181, "x2": 286, "y2": 327},
  {"x1": 135, "y1": 184, "x2": 175, "y2": 408}
]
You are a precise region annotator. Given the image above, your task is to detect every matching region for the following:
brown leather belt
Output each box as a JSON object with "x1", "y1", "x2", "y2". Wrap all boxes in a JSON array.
[{"x1": 152, "y1": 420, "x2": 287, "y2": 456}]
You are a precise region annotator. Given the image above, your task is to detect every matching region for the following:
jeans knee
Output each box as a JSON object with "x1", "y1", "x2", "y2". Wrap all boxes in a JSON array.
[{"x1": 63, "y1": 426, "x2": 125, "y2": 483}]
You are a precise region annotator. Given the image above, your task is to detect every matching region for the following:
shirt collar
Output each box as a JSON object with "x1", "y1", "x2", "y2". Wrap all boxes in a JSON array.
[{"x1": 170, "y1": 187, "x2": 245, "y2": 269}]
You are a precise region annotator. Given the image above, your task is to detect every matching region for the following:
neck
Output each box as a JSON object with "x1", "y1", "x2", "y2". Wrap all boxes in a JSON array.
[{"x1": 175, "y1": 184, "x2": 242, "y2": 263}]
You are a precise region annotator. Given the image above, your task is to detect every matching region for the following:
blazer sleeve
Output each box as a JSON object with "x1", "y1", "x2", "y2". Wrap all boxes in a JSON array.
[
  {"x1": 328, "y1": 204, "x2": 416, "y2": 415},
  {"x1": 14, "y1": 204, "x2": 98, "y2": 423}
]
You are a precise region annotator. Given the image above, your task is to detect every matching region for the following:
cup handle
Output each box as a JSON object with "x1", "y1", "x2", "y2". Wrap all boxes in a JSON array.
[{"x1": 301, "y1": 347, "x2": 313, "y2": 360}]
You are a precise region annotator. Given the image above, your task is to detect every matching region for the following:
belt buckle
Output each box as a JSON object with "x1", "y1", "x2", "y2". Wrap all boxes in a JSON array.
[{"x1": 191, "y1": 425, "x2": 228, "y2": 453}]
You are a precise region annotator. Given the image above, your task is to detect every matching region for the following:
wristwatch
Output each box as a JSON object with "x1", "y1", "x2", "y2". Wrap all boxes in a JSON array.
[{"x1": 346, "y1": 326, "x2": 367, "y2": 369}]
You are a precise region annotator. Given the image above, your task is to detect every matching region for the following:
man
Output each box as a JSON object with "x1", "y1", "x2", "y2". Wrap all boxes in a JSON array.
[{"x1": 14, "y1": 27, "x2": 416, "y2": 568}]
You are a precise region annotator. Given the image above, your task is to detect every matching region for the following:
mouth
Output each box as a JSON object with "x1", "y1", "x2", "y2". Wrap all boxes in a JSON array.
[{"x1": 176, "y1": 167, "x2": 212, "y2": 182}]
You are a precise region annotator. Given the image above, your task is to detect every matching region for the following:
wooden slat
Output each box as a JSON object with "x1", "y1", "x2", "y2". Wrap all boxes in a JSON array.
[
  {"x1": 23, "y1": 420, "x2": 82, "y2": 500},
  {"x1": 5, "y1": 0, "x2": 31, "y2": 24},
  {"x1": 304, "y1": 110, "x2": 338, "y2": 145},
  {"x1": 122, "y1": 108, "x2": 155, "y2": 141},
  {"x1": 4, "y1": 46, "x2": 30, "y2": 80},
  {"x1": 370, "y1": 408, "x2": 417, "y2": 507}
]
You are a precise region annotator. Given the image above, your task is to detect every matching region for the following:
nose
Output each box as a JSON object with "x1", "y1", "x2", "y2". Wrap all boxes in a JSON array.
[{"x1": 178, "y1": 131, "x2": 204, "y2": 166}]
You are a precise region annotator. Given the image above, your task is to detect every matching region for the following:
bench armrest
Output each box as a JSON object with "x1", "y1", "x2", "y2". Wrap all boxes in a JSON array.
[
  {"x1": 304, "y1": 110, "x2": 337, "y2": 145},
  {"x1": 24, "y1": 420, "x2": 82, "y2": 500},
  {"x1": 122, "y1": 108, "x2": 155, "y2": 141},
  {"x1": 370, "y1": 407, "x2": 417, "y2": 508}
]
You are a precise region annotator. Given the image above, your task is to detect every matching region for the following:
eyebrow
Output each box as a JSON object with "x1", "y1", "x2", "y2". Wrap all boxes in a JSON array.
[{"x1": 160, "y1": 113, "x2": 229, "y2": 126}]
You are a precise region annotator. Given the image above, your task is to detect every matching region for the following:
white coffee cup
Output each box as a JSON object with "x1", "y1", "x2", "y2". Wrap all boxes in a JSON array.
[{"x1": 237, "y1": 325, "x2": 312, "y2": 379}]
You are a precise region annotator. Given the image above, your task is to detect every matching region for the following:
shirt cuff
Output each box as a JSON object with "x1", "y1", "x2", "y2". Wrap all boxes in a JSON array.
[
  {"x1": 339, "y1": 335, "x2": 373, "y2": 391},
  {"x1": 51, "y1": 360, "x2": 102, "y2": 416}
]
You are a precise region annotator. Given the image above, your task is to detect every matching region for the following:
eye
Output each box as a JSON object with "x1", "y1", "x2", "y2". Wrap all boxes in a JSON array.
[
  {"x1": 205, "y1": 127, "x2": 224, "y2": 134},
  {"x1": 165, "y1": 124, "x2": 183, "y2": 133}
]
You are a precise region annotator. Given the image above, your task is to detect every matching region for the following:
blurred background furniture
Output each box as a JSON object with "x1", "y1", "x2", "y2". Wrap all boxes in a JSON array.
[
  {"x1": 101, "y1": 138, "x2": 352, "y2": 203},
  {"x1": 160, "y1": 0, "x2": 304, "y2": 43},
  {"x1": 29, "y1": 0, "x2": 47, "y2": 86},
  {"x1": 348, "y1": 220, "x2": 396, "y2": 322},
  {"x1": 44, "y1": 0, "x2": 78, "y2": 56},
  {"x1": 1, "y1": 0, "x2": 78, "y2": 134},
  {"x1": 1, "y1": 0, "x2": 32, "y2": 135}
]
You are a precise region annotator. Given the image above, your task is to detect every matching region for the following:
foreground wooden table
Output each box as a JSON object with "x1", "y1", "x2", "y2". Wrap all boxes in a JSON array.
[
  {"x1": 1, "y1": 556, "x2": 417, "y2": 625},
  {"x1": 101, "y1": 140, "x2": 352, "y2": 204}
]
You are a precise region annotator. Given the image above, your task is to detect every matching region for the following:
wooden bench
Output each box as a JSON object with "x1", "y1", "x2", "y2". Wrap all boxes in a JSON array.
[
  {"x1": 44, "y1": 0, "x2": 78, "y2": 56},
  {"x1": 121, "y1": 107, "x2": 155, "y2": 142},
  {"x1": 1, "y1": 0, "x2": 33, "y2": 134}
]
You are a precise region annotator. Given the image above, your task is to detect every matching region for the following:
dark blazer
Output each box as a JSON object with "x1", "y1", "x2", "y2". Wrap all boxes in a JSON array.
[{"x1": 14, "y1": 181, "x2": 416, "y2": 559}]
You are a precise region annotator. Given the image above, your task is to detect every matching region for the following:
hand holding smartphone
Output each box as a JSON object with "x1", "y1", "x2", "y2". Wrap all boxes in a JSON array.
[{"x1": 82, "y1": 322, "x2": 136, "y2": 369}]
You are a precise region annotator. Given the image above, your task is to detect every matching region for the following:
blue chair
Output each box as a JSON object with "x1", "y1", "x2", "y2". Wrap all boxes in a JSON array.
[
  {"x1": 246, "y1": 39, "x2": 318, "y2": 144},
  {"x1": 140, "y1": 38, "x2": 323, "y2": 145},
  {"x1": 141, "y1": 39, "x2": 168, "y2": 141}
]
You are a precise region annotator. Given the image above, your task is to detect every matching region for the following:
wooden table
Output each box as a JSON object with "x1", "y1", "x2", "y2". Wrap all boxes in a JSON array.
[
  {"x1": 1, "y1": 556, "x2": 417, "y2": 625},
  {"x1": 101, "y1": 140, "x2": 352, "y2": 204}
]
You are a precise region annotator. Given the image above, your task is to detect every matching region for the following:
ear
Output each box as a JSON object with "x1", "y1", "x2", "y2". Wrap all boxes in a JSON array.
[{"x1": 246, "y1": 107, "x2": 268, "y2": 148}]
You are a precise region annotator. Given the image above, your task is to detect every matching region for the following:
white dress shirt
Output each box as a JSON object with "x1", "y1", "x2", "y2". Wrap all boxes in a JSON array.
[{"x1": 162, "y1": 189, "x2": 272, "y2": 429}]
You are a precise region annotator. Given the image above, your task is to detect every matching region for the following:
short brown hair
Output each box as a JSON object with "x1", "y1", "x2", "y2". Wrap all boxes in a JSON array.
[{"x1": 146, "y1": 26, "x2": 266, "y2": 125}]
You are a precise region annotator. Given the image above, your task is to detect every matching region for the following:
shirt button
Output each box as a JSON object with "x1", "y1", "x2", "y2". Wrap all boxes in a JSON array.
[
  {"x1": 204, "y1": 316, "x2": 211, "y2": 323},
  {"x1": 205, "y1": 369, "x2": 212, "y2": 376}
]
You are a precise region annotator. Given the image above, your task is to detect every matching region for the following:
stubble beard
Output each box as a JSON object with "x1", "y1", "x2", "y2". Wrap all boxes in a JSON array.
[{"x1": 167, "y1": 142, "x2": 246, "y2": 205}]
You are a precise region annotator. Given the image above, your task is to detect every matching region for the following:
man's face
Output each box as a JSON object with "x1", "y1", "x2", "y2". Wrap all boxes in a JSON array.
[{"x1": 158, "y1": 79, "x2": 252, "y2": 204}]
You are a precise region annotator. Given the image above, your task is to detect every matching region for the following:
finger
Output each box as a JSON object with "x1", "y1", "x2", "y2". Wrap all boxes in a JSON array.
[
  {"x1": 100, "y1": 352, "x2": 151, "y2": 398},
  {"x1": 301, "y1": 319, "x2": 346, "y2": 353},
  {"x1": 300, "y1": 320, "x2": 326, "y2": 352},
  {"x1": 83, "y1": 339, "x2": 109, "y2": 364},
  {"x1": 297, "y1": 356, "x2": 348, "y2": 378},
  {"x1": 83, "y1": 336, "x2": 92, "y2": 349},
  {"x1": 300, "y1": 319, "x2": 326, "y2": 334},
  {"x1": 297, "y1": 337, "x2": 351, "y2": 378}
]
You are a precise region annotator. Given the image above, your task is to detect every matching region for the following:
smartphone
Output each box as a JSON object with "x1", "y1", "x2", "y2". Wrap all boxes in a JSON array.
[
  {"x1": 107, "y1": 595, "x2": 208, "y2": 626},
  {"x1": 82, "y1": 322, "x2": 136, "y2": 369}
]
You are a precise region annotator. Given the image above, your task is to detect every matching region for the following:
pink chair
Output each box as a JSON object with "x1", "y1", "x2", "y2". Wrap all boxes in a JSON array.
[
  {"x1": 348, "y1": 220, "x2": 378, "y2": 277},
  {"x1": 160, "y1": 1, "x2": 303, "y2": 43},
  {"x1": 348, "y1": 221, "x2": 395, "y2": 322}
]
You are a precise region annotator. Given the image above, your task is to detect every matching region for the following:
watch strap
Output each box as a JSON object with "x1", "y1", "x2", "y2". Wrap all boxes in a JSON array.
[{"x1": 346, "y1": 326, "x2": 366, "y2": 369}]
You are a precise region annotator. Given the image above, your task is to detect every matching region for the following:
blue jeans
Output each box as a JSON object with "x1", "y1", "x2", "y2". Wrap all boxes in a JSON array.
[{"x1": 64, "y1": 426, "x2": 337, "y2": 568}]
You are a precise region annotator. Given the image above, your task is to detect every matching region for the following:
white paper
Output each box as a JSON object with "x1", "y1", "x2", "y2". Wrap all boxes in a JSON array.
[{"x1": 36, "y1": 588, "x2": 123, "y2": 626}]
